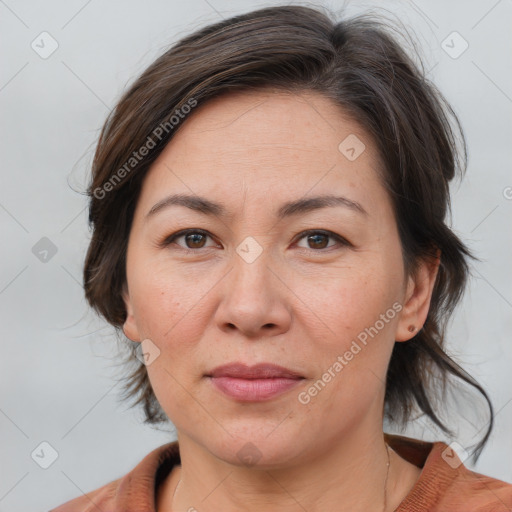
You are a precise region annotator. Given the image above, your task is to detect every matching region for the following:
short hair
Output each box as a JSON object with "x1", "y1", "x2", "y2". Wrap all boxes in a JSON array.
[{"x1": 83, "y1": 4, "x2": 493, "y2": 460}]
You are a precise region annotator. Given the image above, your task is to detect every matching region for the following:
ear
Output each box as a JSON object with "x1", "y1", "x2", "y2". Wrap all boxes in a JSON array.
[
  {"x1": 122, "y1": 284, "x2": 142, "y2": 342},
  {"x1": 395, "y1": 249, "x2": 441, "y2": 342}
]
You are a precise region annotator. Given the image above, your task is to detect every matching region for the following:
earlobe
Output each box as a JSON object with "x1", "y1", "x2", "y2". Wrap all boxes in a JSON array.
[
  {"x1": 122, "y1": 288, "x2": 142, "y2": 342},
  {"x1": 395, "y1": 251, "x2": 441, "y2": 342}
]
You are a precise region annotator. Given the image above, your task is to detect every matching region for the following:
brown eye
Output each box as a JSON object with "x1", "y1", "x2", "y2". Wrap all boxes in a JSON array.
[
  {"x1": 295, "y1": 230, "x2": 349, "y2": 251},
  {"x1": 306, "y1": 233, "x2": 329, "y2": 249},
  {"x1": 161, "y1": 229, "x2": 217, "y2": 251},
  {"x1": 184, "y1": 232, "x2": 207, "y2": 248}
]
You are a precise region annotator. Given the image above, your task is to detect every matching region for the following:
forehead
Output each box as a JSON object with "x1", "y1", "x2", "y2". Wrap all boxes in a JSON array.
[
  {"x1": 165, "y1": 89, "x2": 375, "y2": 161},
  {"x1": 136, "y1": 89, "x2": 388, "y2": 220}
]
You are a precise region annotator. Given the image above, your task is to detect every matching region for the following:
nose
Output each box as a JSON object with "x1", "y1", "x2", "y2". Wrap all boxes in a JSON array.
[{"x1": 213, "y1": 247, "x2": 292, "y2": 339}]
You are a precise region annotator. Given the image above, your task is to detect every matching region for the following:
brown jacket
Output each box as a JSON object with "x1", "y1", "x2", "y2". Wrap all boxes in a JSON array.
[{"x1": 50, "y1": 434, "x2": 512, "y2": 511}]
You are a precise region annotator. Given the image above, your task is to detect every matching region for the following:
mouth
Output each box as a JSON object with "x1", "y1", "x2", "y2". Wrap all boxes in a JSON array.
[{"x1": 206, "y1": 362, "x2": 305, "y2": 402}]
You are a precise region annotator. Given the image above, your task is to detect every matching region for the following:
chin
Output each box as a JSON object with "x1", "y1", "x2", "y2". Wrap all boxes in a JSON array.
[{"x1": 200, "y1": 423, "x2": 307, "y2": 470}]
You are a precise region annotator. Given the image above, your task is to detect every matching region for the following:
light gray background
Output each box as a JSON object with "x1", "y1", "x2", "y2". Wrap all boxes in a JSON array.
[{"x1": 1, "y1": 0, "x2": 511, "y2": 510}]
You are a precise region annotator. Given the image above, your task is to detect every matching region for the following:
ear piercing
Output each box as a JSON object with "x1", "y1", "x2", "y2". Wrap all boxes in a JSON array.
[{"x1": 408, "y1": 325, "x2": 417, "y2": 333}]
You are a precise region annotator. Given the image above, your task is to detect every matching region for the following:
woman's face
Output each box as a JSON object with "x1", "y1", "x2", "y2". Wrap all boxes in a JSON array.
[{"x1": 123, "y1": 90, "x2": 436, "y2": 467}]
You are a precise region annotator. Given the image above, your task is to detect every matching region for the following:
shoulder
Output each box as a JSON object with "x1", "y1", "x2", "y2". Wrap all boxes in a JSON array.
[
  {"x1": 431, "y1": 459, "x2": 512, "y2": 512},
  {"x1": 386, "y1": 434, "x2": 512, "y2": 512},
  {"x1": 49, "y1": 441, "x2": 180, "y2": 512},
  {"x1": 444, "y1": 461, "x2": 512, "y2": 512},
  {"x1": 49, "y1": 480, "x2": 120, "y2": 512}
]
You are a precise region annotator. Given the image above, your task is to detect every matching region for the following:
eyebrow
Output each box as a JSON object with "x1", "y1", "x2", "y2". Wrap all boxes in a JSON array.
[{"x1": 145, "y1": 193, "x2": 368, "y2": 221}]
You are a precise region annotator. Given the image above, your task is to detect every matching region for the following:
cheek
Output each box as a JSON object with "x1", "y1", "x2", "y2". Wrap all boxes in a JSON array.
[
  {"x1": 136, "y1": 275, "x2": 211, "y2": 428},
  {"x1": 304, "y1": 256, "x2": 401, "y2": 348},
  {"x1": 129, "y1": 258, "x2": 210, "y2": 341},
  {"x1": 296, "y1": 255, "x2": 402, "y2": 412},
  {"x1": 145, "y1": 364, "x2": 209, "y2": 436}
]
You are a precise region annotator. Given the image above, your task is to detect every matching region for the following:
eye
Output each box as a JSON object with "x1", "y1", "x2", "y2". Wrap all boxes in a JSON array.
[
  {"x1": 160, "y1": 228, "x2": 351, "y2": 254},
  {"x1": 295, "y1": 230, "x2": 350, "y2": 251},
  {"x1": 161, "y1": 229, "x2": 219, "y2": 251}
]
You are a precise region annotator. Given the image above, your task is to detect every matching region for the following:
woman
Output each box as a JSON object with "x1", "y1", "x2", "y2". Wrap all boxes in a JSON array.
[{"x1": 51, "y1": 5, "x2": 512, "y2": 511}]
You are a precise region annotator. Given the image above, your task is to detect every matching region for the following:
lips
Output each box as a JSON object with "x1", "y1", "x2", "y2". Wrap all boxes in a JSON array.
[
  {"x1": 209, "y1": 362, "x2": 303, "y2": 379},
  {"x1": 207, "y1": 363, "x2": 304, "y2": 401}
]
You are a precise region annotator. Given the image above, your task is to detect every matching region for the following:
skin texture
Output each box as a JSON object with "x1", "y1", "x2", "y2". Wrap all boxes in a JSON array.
[{"x1": 122, "y1": 90, "x2": 439, "y2": 511}]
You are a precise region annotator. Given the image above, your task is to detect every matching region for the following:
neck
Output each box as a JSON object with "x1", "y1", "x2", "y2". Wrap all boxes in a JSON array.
[{"x1": 166, "y1": 427, "x2": 396, "y2": 512}]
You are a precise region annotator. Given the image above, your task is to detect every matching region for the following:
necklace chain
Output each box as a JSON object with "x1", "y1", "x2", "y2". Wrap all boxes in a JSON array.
[
  {"x1": 383, "y1": 443, "x2": 391, "y2": 512},
  {"x1": 171, "y1": 443, "x2": 391, "y2": 511},
  {"x1": 171, "y1": 477, "x2": 182, "y2": 509}
]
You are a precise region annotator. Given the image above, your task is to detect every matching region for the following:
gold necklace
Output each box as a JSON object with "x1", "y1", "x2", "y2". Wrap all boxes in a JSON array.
[
  {"x1": 383, "y1": 443, "x2": 391, "y2": 512},
  {"x1": 171, "y1": 443, "x2": 391, "y2": 511},
  {"x1": 171, "y1": 477, "x2": 182, "y2": 510}
]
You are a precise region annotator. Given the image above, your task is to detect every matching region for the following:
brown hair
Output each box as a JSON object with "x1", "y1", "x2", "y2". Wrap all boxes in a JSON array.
[{"x1": 83, "y1": 4, "x2": 493, "y2": 460}]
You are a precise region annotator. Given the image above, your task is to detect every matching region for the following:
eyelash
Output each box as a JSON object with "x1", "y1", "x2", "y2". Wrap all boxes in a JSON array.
[{"x1": 159, "y1": 228, "x2": 351, "y2": 254}]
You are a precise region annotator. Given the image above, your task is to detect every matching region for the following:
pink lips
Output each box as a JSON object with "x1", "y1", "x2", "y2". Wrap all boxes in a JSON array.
[{"x1": 207, "y1": 363, "x2": 304, "y2": 402}]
